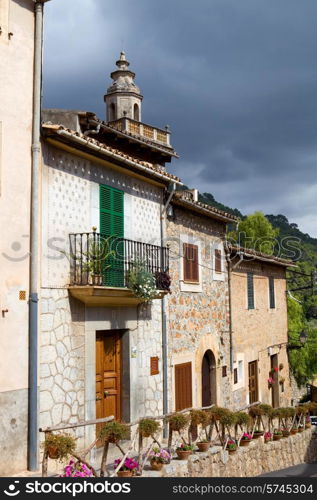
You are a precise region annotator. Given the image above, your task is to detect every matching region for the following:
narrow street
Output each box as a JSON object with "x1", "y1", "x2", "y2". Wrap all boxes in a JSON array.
[{"x1": 260, "y1": 463, "x2": 317, "y2": 477}]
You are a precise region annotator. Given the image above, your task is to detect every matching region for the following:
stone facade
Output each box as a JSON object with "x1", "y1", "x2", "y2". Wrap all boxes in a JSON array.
[
  {"x1": 158, "y1": 429, "x2": 317, "y2": 477},
  {"x1": 230, "y1": 258, "x2": 292, "y2": 409},
  {"x1": 166, "y1": 205, "x2": 232, "y2": 410}
]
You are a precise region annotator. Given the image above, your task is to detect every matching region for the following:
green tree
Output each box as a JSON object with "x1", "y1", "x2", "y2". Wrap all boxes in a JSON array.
[{"x1": 229, "y1": 211, "x2": 279, "y2": 254}]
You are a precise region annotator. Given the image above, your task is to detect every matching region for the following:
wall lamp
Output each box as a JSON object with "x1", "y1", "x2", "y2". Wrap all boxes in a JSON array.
[{"x1": 287, "y1": 330, "x2": 308, "y2": 350}]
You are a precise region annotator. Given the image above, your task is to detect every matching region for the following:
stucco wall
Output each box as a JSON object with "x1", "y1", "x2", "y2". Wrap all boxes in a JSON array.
[
  {"x1": 166, "y1": 207, "x2": 232, "y2": 410},
  {"x1": 0, "y1": 0, "x2": 35, "y2": 474},
  {"x1": 231, "y1": 260, "x2": 292, "y2": 408}
]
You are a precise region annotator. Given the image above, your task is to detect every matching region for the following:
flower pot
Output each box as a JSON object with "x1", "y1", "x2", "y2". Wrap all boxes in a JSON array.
[
  {"x1": 91, "y1": 274, "x2": 103, "y2": 286},
  {"x1": 239, "y1": 439, "x2": 250, "y2": 447},
  {"x1": 150, "y1": 460, "x2": 164, "y2": 471},
  {"x1": 252, "y1": 432, "x2": 263, "y2": 439},
  {"x1": 298, "y1": 428, "x2": 304, "y2": 433},
  {"x1": 117, "y1": 470, "x2": 133, "y2": 477},
  {"x1": 227, "y1": 448, "x2": 237, "y2": 454},
  {"x1": 47, "y1": 446, "x2": 60, "y2": 460},
  {"x1": 282, "y1": 430, "x2": 290, "y2": 438},
  {"x1": 290, "y1": 429, "x2": 298, "y2": 435},
  {"x1": 273, "y1": 434, "x2": 282, "y2": 441},
  {"x1": 176, "y1": 450, "x2": 192, "y2": 460},
  {"x1": 197, "y1": 442, "x2": 210, "y2": 452}
]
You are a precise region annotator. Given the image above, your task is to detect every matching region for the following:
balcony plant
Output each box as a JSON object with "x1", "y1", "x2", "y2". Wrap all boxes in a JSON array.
[
  {"x1": 114, "y1": 457, "x2": 139, "y2": 477},
  {"x1": 239, "y1": 432, "x2": 252, "y2": 447},
  {"x1": 127, "y1": 260, "x2": 158, "y2": 301},
  {"x1": 148, "y1": 447, "x2": 171, "y2": 471},
  {"x1": 100, "y1": 421, "x2": 129, "y2": 443},
  {"x1": 155, "y1": 270, "x2": 171, "y2": 292},
  {"x1": 82, "y1": 234, "x2": 115, "y2": 286},
  {"x1": 226, "y1": 439, "x2": 237, "y2": 454},
  {"x1": 176, "y1": 443, "x2": 194, "y2": 460},
  {"x1": 43, "y1": 433, "x2": 76, "y2": 461}
]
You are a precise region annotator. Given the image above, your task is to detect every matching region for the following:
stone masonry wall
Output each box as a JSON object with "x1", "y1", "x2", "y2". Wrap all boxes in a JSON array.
[{"x1": 160, "y1": 429, "x2": 317, "y2": 477}]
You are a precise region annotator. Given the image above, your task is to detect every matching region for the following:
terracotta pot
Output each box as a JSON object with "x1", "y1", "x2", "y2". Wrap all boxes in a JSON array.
[
  {"x1": 117, "y1": 470, "x2": 133, "y2": 477},
  {"x1": 197, "y1": 442, "x2": 210, "y2": 452},
  {"x1": 150, "y1": 460, "x2": 164, "y2": 471},
  {"x1": 273, "y1": 434, "x2": 282, "y2": 441},
  {"x1": 176, "y1": 450, "x2": 192, "y2": 460},
  {"x1": 290, "y1": 429, "x2": 298, "y2": 435},
  {"x1": 227, "y1": 448, "x2": 237, "y2": 454},
  {"x1": 239, "y1": 439, "x2": 250, "y2": 446},
  {"x1": 298, "y1": 427, "x2": 304, "y2": 433},
  {"x1": 47, "y1": 446, "x2": 60, "y2": 460},
  {"x1": 252, "y1": 432, "x2": 263, "y2": 439},
  {"x1": 282, "y1": 430, "x2": 290, "y2": 437}
]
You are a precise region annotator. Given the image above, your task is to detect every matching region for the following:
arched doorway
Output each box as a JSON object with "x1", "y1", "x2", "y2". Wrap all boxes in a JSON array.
[{"x1": 202, "y1": 350, "x2": 217, "y2": 406}]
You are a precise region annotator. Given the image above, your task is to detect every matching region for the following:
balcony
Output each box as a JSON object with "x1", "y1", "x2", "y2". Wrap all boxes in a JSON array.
[
  {"x1": 68, "y1": 232, "x2": 170, "y2": 306},
  {"x1": 108, "y1": 117, "x2": 171, "y2": 147}
]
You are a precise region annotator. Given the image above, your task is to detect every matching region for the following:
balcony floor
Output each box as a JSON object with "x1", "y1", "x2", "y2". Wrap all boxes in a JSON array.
[{"x1": 68, "y1": 285, "x2": 167, "y2": 307}]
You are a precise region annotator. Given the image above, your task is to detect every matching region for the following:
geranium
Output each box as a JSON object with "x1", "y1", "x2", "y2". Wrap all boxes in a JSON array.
[
  {"x1": 273, "y1": 367, "x2": 279, "y2": 372},
  {"x1": 60, "y1": 460, "x2": 93, "y2": 477},
  {"x1": 114, "y1": 457, "x2": 139, "y2": 472},
  {"x1": 267, "y1": 377, "x2": 274, "y2": 384},
  {"x1": 226, "y1": 439, "x2": 237, "y2": 450},
  {"x1": 264, "y1": 432, "x2": 272, "y2": 440},
  {"x1": 241, "y1": 432, "x2": 252, "y2": 441},
  {"x1": 176, "y1": 443, "x2": 194, "y2": 451},
  {"x1": 149, "y1": 447, "x2": 171, "y2": 464}
]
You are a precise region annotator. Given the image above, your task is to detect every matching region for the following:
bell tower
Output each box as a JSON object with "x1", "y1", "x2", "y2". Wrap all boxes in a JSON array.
[{"x1": 104, "y1": 51, "x2": 143, "y2": 122}]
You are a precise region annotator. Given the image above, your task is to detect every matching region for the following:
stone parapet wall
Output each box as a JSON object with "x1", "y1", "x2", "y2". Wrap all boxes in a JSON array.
[{"x1": 160, "y1": 429, "x2": 317, "y2": 477}]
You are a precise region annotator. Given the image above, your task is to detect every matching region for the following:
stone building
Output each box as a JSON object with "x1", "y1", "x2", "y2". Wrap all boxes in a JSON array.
[
  {"x1": 39, "y1": 53, "x2": 180, "y2": 451},
  {"x1": 166, "y1": 190, "x2": 239, "y2": 410},
  {"x1": 0, "y1": 0, "x2": 50, "y2": 475},
  {"x1": 228, "y1": 246, "x2": 294, "y2": 409}
]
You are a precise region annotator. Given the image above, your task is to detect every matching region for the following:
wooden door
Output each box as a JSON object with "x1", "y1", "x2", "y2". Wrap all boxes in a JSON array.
[
  {"x1": 175, "y1": 362, "x2": 192, "y2": 411},
  {"x1": 96, "y1": 331, "x2": 121, "y2": 442},
  {"x1": 270, "y1": 354, "x2": 280, "y2": 408},
  {"x1": 248, "y1": 360, "x2": 258, "y2": 404}
]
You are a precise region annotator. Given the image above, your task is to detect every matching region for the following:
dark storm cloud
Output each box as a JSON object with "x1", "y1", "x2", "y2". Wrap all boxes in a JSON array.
[{"x1": 43, "y1": 0, "x2": 317, "y2": 235}]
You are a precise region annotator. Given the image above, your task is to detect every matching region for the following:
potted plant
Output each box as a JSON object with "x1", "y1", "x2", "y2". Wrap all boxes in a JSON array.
[
  {"x1": 252, "y1": 429, "x2": 264, "y2": 439},
  {"x1": 148, "y1": 447, "x2": 171, "y2": 471},
  {"x1": 226, "y1": 440, "x2": 237, "y2": 454},
  {"x1": 168, "y1": 413, "x2": 190, "y2": 432},
  {"x1": 60, "y1": 459, "x2": 94, "y2": 477},
  {"x1": 239, "y1": 432, "x2": 252, "y2": 446},
  {"x1": 43, "y1": 433, "x2": 76, "y2": 461},
  {"x1": 139, "y1": 418, "x2": 160, "y2": 438},
  {"x1": 273, "y1": 429, "x2": 283, "y2": 441},
  {"x1": 297, "y1": 425, "x2": 304, "y2": 433},
  {"x1": 305, "y1": 416, "x2": 312, "y2": 429},
  {"x1": 127, "y1": 260, "x2": 158, "y2": 301},
  {"x1": 196, "y1": 440, "x2": 210, "y2": 452},
  {"x1": 100, "y1": 421, "x2": 129, "y2": 443},
  {"x1": 176, "y1": 443, "x2": 194, "y2": 460},
  {"x1": 82, "y1": 233, "x2": 115, "y2": 286},
  {"x1": 290, "y1": 427, "x2": 298, "y2": 435},
  {"x1": 281, "y1": 428, "x2": 290, "y2": 437},
  {"x1": 267, "y1": 377, "x2": 274, "y2": 388},
  {"x1": 264, "y1": 431, "x2": 272, "y2": 443},
  {"x1": 155, "y1": 270, "x2": 171, "y2": 292},
  {"x1": 114, "y1": 457, "x2": 139, "y2": 477}
]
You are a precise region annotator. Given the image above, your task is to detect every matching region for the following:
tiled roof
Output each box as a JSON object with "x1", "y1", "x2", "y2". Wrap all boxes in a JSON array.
[
  {"x1": 227, "y1": 244, "x2": 296, "y2": 267},
  {"x1": 42, "y1": 123, "x2": 182, "y2": 185},
  {"x1": 172, "y1": 192, "x2": 240, "y2": 223}
]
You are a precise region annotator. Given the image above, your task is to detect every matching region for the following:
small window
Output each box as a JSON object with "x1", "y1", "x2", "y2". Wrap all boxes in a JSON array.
[
  {"x1": 183, "y1": 243, "x2": 199, "y2": 283},
  {"x1": 222, "y1": 366, "x2": 227, "y2": 377},
  {"x1": 233, "y1": 368, "x2": 238, "y2": 384},
  {"x1": 247, "y1": 272, "x2": 255, "y2": 309},
  {"x1": 214, "y1": 249, "x2": 222, "y2": 273},
  {"x1": 133, "y1": 103, "x2": 140, "y2": 121},
  {"x1": 269, "y1": 277, "x2": 275, "y2": 309}
]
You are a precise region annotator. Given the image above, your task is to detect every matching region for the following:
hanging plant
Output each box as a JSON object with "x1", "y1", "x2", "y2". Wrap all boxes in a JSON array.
[
  {"x1": 139, "y1": 418, "x2": 160, "y2": 438},
  {"x1": 100, "y1": 421, "x2": 129, "y2": 443},
  {"x1": 155, "y1": 270, "x2": 172, "y2": 292},
  {"x1": 43, "y1": 433, "x2": 76, "y2": 461},
  {"x1": 267, "y1": 377, "x2": 274, "y2": 388},
  {"x1": 168, "y1": 413, "x2": 190, "y2": 431},
  {"x1": 127, "y1": 260, "x2": 158, "y2": 301},
  {"x1": 234, "y1": 412, "x2": 250, "y2": 427}
]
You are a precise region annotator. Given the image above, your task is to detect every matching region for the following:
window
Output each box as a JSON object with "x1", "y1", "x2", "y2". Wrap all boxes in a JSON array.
[
  {"x1": 214, "y1": 249, "x2": 222, "y2": 273},
  {"x1": 269, "y1": 277, "x2": 275, "y2": 309},
  {"x1": 238, "y1": 360, "x2": 243, "y2": 381},
  {"x1": 133, "y1": 103, "x2": 140, "y2": 121},
  {"x1": 222, "y1": 366, "x2": 227, "y2": 377},
  {"x1": 233, "y1": 368, "x2": 238, "y2": 384},
  {"x1": 247, "y1": 272, "x2": 255, "y2": 309},
  {"x1": 183, "y1": 243, "x2": 199, "y2": 283}
]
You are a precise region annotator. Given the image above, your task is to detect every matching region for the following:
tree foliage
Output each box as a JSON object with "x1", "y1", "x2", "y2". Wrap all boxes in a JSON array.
[{"x1": 229, "y1": 211, "x2": 279, "y2": 254}]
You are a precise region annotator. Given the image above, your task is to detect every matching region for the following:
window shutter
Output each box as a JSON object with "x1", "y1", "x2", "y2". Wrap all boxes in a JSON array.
[
  {"x1": 183, "y1": 243, "x2": 199, "y2": 283},
  {"x1": 247, "y1": 272, "x2": 255, "y2": 309},
  {"x1": 175, "y1": 362, "x2": 192, "y2": 411},
  {"x1": 269, "y1": 277, "x2": 275, "y2": 309},
  {"x1": 99, "y1": 185, "x2": 124, "y2": 287},
  {"x1": 215, "y1": 249, "x2": 222, "y2": 273}
]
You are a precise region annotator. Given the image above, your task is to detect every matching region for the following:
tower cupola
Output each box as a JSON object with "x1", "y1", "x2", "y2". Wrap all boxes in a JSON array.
[{"x1": 104, "y1": 52, "x2": 143, "y2": 122}]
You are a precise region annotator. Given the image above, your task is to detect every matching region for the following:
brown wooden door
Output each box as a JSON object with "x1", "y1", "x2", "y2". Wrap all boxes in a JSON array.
[
  {"x1": 248, "y1": 360, "x2": 258, "y2": 404},
  {"x1": 96, "y1": 331, "x2": 121, "y2": 441},
  {"x1": 175, "y1": 362, "x2": 192, "y2": 411},
  {"x1": 270, "y1": 354, "x2": 280, "y2": 408}
]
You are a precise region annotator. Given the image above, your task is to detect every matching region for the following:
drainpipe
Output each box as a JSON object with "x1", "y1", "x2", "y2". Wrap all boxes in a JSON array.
[
  {"x1": 161, "y1": 183, "x2": 176, "y2": 436},
  {"x1": 28, "y1": 0, "x2": 46, "y2": 472}
]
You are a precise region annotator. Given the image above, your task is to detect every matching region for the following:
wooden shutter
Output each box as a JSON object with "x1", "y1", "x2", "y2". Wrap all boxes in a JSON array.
[
  {"x1": 269, "y1": 277, "x2": 275, "y2": 309},
  {"x1": 183, "y1": 243, "x2": 199, "y2": 283},
  {"x1": 247, "y1": 272, "x2": 255, "y2": 309},
  {"x1": 215, "y1": 249, "x2": 222, "y2": 273},
  {"x1": 100, "y1": 185, "x2": 124, "y2": 287},
  {"x1": 248, "y1": 361, "x2": 258, "y2": 404},
  {"x1": 175, "y1": 362, "x2": 192, "y2": 411}
]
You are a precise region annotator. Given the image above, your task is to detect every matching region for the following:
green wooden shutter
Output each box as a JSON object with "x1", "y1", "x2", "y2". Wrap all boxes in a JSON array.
[
  {"x1": 99, "y1": 184, "x2": 124, "y2": 287},
  {"x1": 247, "y1": 272, "x2": 255, "y2": 309},
  {"x1": 269, "y1": 277, "x2": 275, "y2": 309}
]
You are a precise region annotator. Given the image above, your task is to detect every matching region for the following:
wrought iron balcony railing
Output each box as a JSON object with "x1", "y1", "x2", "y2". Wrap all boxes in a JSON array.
[{"x1": 69, "y1": 232, "x2": 170, "y2": 290}]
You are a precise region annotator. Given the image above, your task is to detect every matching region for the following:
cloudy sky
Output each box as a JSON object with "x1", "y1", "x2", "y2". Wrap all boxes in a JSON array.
[{"x1": 43, "y1": 0, "x2": 317, "y2": 236}]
